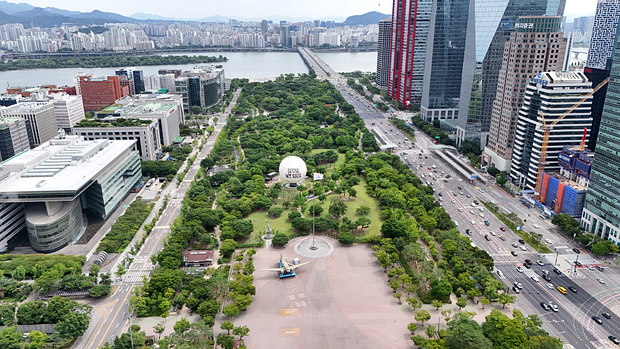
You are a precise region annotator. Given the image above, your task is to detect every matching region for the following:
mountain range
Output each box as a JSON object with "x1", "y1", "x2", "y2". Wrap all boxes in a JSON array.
[{"x1": 0, "y1": 0, "x2": 389, "y2": 28}]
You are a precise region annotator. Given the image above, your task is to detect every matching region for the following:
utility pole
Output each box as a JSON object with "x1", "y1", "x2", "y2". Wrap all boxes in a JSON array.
[{"x1": 127, "y1": 301, "x2": 134, "y2": 349}]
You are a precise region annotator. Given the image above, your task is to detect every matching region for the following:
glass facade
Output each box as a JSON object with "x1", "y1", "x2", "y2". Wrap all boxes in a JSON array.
[
  {"x1": 26, "y1": 199, "x2": 86, "y2": 253},
  {"x1": 457, "y1": 0, "x2": 566, "y2": 145},
  {"x1": 582, "y1": 35, "x2": 620, "y2": 243}
]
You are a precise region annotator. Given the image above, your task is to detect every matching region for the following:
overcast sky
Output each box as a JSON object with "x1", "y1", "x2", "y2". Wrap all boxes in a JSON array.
[{"x1": 8, "y1": 0, "x2": 597, "y2": 21}]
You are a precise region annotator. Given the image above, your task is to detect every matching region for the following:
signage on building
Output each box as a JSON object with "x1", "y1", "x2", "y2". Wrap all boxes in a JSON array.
[
  {"x1": 530, "y1": 73, "x2": 548, "y2": 86},
  {"x1": 515, "y1": 23, "x2": 534, "y2": 29}
]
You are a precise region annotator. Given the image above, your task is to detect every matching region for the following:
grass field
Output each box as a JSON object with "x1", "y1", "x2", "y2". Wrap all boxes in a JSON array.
[
  {"x1": 311, "y1": 148, "x2": 345, "y2": 177},
  {"x1": 244, "y1": 208, "x2": 296, "y2": 242}
]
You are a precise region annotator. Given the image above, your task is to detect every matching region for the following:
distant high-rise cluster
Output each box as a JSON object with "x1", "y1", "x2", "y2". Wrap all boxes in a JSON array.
[{"x1": 586, "y1": 0, "x2": 620, "y2": 70}]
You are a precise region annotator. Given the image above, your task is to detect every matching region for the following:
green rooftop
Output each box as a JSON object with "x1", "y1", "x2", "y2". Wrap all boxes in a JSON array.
[{"x1": 74, "y1": 118, "x2": 153, "y2": 128}]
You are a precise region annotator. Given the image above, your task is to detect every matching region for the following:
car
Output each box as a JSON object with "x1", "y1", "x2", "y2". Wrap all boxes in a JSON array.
[
  {"x1": 512, "y1": 286, "x2": 521, "y2": 294},
  {"x1": 22, "y1": 332, "x2": 29, "y2": 338},
  {"x1": 531, "y1": 275, "x2": 539, "y2": 282},
  {"x1": 496, "y1": 270, "x2": 504, "y2": 277},
  {"x1": 500, "y1": 227, "x2": 506, "y2": 232},
  {"x1": 542, "y1": 273, "x2": 551, "y2": 281},
  {"x1": 499, "y1": 235, "x2": 505, "y2": 241},
  {"x1": 511, "y1": 251, "x2": 518, "y2": 256},
  {"x1": 524, "y1": 259, "x2": 532, "y2": 265},
  {"x1": 587, "y1": 265, "x2": 594, "y2": 270},
  {"x1": 438, "y1": 192, "x2": 443, "y2": 196},
  {"x1": 466, "y1": 194, "x2": 471, "y2": 198},
  {"x1": 458, "y1": 186, "x2": 462, "y2": 190},
  {"x1": 575, "y1": 261, "x2": 583, "y2": 267},
  {"x1": 459, "y1": 191, "x2": 464, "y2": 195},
  {"x1": 470, "y1": 220, "x2": 475, "y2": 225},
  {"x1": 519, "y1": 245, "x2": 527, "y2": 251},
  {"x1": 458, "y1": 207, "x2": 463, "y2": 212},
  {"x1": 545, "y1": 239, "x2": 552, "y2": 244},
  {"x1": 516, "y1": 266, "x2": 524, "y2": 273},
  {"x1": 469, "y1": 210, "x2": 475, "y2": 214},
  {"x1": 512, "y1": 243, "x2": 518, "y2": 248},
  {"x1": 609, "y1": 336, "x2": 620, "y2": 345},
  {"x1": 454, "y1": 221, "x2": 459, "y2": 226},
  {"x1": 603, "y1": 312, "x2": 612, "y2": 319},
  {"x1": 573, "y1": 248, "x2": 581, "y2": 254},
  {"x1": 443, "y1": 179, "x2": 448, "y2": 183},
  {"x1": 484, "y1": 221, "x2": 490, "y2": 226},
  {"x1": 597, "y1": 278, "x2": 606, "y2": 284},
  {"x1": 518, "y1": 239, "x2": 526, "y2": 244},
  {"x1": 465, "y1": 228, "x2": 472, "y2": 235},
  {"x1": 490, "y1": 231, "x2": 496, "y2": 236},
  {"x1": 533, "y1": 224, "x2": 540, "y2": 229},
  {"x1": 537, "y1": 260, "x2": 545, "y2": 266},
  {"x1": 547, "y1": 283, "x2": 554, "y2": 289},
  {"x1": 568, "y1": 286, "x2": 577, "y2": 293},
  {"x1": 553, "y1": 268, "x2": 562, "y2": 275},
  {"x1": 540, "y1": 302, "x2": 550, "y2": 311},
  {"x1": 592, "y1": 316, "x2": 603, "y2": 325},
  {"x1": 557, "y1": 286, "x2": 567, "y2": 294},
  {"x1": 596, "y1": 265, "x2": 605, "y2": 272},
  {"x1": 548, "y1": 303, "x2": 559, "y2": 312},
  {"x1": 485, "y1": 235, "x2": 491, "y2": 241},
  {"x1": 451, "y1": 199, "x2": 456, "y2": 203},
  {"x1": 514, "y1": 282, "x2": 523, "y2": 289}
]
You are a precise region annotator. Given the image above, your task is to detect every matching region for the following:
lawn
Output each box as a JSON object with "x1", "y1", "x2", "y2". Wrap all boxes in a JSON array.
[
  {"x1": 311, "y1": 148, "x2": 345, "y2": 178},
  {"x1": 244, "y1": 208, "x2": 296, "y2": 243}
]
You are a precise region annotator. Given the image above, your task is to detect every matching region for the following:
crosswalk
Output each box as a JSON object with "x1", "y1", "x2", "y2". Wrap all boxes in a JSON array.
[
  {"x1": 123, "y1": 270, "x2": 151, "y2": 283},
  {"x1": 489, "y1": 253, "x2": 517, "y2": 263}
]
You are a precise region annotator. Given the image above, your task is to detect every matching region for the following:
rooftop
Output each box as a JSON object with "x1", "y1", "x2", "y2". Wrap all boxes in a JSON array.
[
  {"x1": 0, "y1": 135, "x2": 136, "y2": 201},
  {"x1": 74, "y1": 118, "x2": 153, "y2": 128}
]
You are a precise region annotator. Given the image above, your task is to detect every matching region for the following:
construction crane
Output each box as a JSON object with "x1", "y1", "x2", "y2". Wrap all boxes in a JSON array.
[{"x1": 533, "y1": 77, "x2": 610, "y2": 201}]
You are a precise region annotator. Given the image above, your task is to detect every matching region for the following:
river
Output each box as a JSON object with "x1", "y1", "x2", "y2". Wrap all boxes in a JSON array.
[{"x1": 0, "y1": 51, "x2": 378, "y2": 92}]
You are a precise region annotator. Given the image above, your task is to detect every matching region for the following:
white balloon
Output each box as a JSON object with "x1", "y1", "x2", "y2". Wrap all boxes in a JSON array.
[{"x1": 279, "y1": 156, "x2": 307, "y2": 184}]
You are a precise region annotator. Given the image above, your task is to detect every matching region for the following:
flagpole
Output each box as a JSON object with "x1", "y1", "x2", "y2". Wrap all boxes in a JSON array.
[{"x1": 310, "y1": 173, "x2": 317, "y2": 250}]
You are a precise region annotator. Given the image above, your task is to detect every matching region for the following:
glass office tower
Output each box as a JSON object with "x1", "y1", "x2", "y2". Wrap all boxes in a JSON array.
[{"x1": 581, "y1": 35, "x2": 620, "y2": 246}]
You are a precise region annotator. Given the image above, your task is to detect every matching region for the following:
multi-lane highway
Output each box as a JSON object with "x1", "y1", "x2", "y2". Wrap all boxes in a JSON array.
[{"x1": 299, "y1": 47, "x2": 620, "y2": 348}]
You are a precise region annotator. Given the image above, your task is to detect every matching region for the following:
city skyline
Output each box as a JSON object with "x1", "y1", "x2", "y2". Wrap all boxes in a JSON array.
[{"x1": 1, "y1": 0, "x2": 597, "y2": 22}]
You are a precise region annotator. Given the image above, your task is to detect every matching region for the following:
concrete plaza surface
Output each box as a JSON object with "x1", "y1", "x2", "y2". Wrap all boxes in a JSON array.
[{"x1": 227, "y1": 237, "x2": 412, "y2": 349}]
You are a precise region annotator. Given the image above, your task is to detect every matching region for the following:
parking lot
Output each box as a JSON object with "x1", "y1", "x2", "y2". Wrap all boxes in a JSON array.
[{"x1": 228, "y1": 237, "x2": 412, "y2": 349}]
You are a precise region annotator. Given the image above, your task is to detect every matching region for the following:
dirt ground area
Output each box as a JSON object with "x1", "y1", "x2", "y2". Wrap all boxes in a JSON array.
[{"x1": 228, "y1": 237, "x2": 412, "y2": 349}]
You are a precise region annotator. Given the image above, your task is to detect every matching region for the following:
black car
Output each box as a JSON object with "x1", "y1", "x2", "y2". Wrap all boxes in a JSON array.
[
  {"x1": 465, "y1": 229, "x2": 472, "y2": 236},
  {"x1": 524, "y1": 259, "x2": 532, "y2": 265},
  {"x1": 609, "y1": 336, "x2": 620, "y2": 345},
  {"x1": 568, "y1": 286, "x2": 577, "y2": 293},
  {"x1": 592, "y1": 316, "x2": 603, "y2": 325},
  {"x1": 540, "y1": 302, "x2": 550, "y2": 311},
  {"x1": 542, "y1": 273, "x2": 551, "y2": 281},
  {"x1": 573, "y1": 248, "x2": 581, "y2": 254},
  {"x1": 519, "y1": 239, "x2": 526, "y2": 244},
  {"x1": 553, "y1": 268, "x2": 562, "y2": 275},
  {"x1": 596, "y1": 265, "x2": 605, "y2": 272},
  {"x1": 603, "y1": 312, "x2": 612, "y2": 319},
  {"x1": 575, "y1": 261, "x2": 583, "y2": 267},
  {"x1": 485, "y1": 235, "x2": 491, "y2": 241},
  {"x1": 438, "y1": 193, "x2": 442, "y2": 196},
  {"x1": 511, "y1": 251, "x2": 518, "y2": 256}
]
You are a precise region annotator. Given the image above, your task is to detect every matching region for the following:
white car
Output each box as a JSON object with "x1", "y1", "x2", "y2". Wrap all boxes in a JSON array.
[
  {"x1": 490, "y1": 231, "x2": 496, "y2": 236},
  {"x1": 469, "y1": 210, "x2": 474, "y2": 214},
  {"x1": 458, "y1": 207, "x2": 463, "y2": 212},
  {"x1": 519, "y1": 245, "x2": 527, "y2": 251},
  {"x1": 597, "y1": 278, "x2": 606, "y2": 284},
  {"x1": 470, "y1": 220, "x2": 476, "y2": 225},
  {"x1": 545, "y1": 239, "x2": 552, "y2": 244},
  {"x1": 517, "y1": 266, "x2": 524, "y2": 273},
  {"x1": 533, "y1": 224, "x2": 540, "y2": 229},
  {"x1": 531, "y1": 275, "x2": 540, "y2": 282},
  {"x1": 454, "y1": 221, "x2": 459, "y2": 226},
  {"x1": 547, "y1": 283, "x2": 554, "y2": 289}
]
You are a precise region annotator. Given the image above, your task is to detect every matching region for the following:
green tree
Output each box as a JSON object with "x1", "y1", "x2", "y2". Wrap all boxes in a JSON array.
[
  {"x1": 496, "y1": 173, "x2": 508, "y2": 186},
  {"x1": 27, "y1": 330, "x2": 47, "y2": 349},
  {"x1": 44, "y1": 296, "x2": 75, "y2": 323},
  {"x1": 223, "y1": 304, "x2": 239, "y2": 318},
  {"x1": 328, "y1": 199, "x2": 348, "y2": 219},
  {"x1": 420, "y1": 216, "x2": 438, "y2": 232},
  {"x1": 430, "y1": 279, "x2": 452, "y2": 300},
  {"x1": 338, "y1": 231, "x2": 356, "y2": 245},
  {"x1": 272, "y1": 232, "x2": 290, "y2": 247},
  {"x1": 220, "y1": 239, "x2": 237, "y2": 259},
  {"x1": 425, "y1": 325, "x2": 437, "y2": 339},
  {"x1": 16, "y1": 301, "x2": 46, "y2": 325},
  {"x1": 0, "y1": 326, "x2": 23, "y2": 349},
  {"x1": 356, "y1": 206, "x2": 371, "y2": 215},
  {"x1": 233, "y1": 325, "x2": 250, "y2": 340},
  {"x1": 89, "y1": 264, "x2": 101, "y2": 278},
  {"x1": 220, "y1": 320, "x2": 234, "y2": 335},
  {"x1": 456, "y1": 297, "x2": 467, "y2": 310},
  {"x1": 482, "y1": 310, "x2": 528, "y2": 349},
  {"x1": 55, "y1": 312, "x2": 90, "y2": 338},
  {"x1": 173, "y1": 318, "x2": 190, "y2": 334},
  {"x1": 480, "y1": 297, "x2": 490, "y2": 309},
  {"x1": 407, "y1": 297, "x2": 422, "y2": 311},
  {"x1": 445, "y1": 312, "x2": 493, "y2": 349},
  {"x1": 415, "y1": 309, "x2": 431, "y2": 326},
  {"x1": 433, "y1": 300, "x2": 443, "y2": 311},
  {"x1": 11, "y1": 266, "x2": 26, "y2": 281},
  {"x1": 408, "y1": 322, "x2": 418, "y2": 334},
  {"x1": 591, "y1": 241, "x2": 608, "y2": 256},
  {"x1": 498, "y1": 293, "x2": 516, "y2": 309},
  {"x1": 154, "y1": 323, "x2": 165, "y2": 339}
]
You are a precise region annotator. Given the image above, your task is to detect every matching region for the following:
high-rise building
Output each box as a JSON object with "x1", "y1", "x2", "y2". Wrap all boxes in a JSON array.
[
  {"x1": 174, "y1": 66, "x2": 225, "y2": 112},
  {"x1": 376, "y1": 18, "x2": 392, "y2": 90},
  {"x1": 510, "y1": 72, "x2": 593, "y2": 190},
  {"x1": 587, "y1": 0, "x2": 620, "y2": 70},
  {"x1": 388, "y1": 0, "x2": 432, "y2": 108},
  {"x1": 581, "y1": 36, "x2": 620, "y2": 245},
  {"x1": 483, "y1": 16, "x2": 565, "y2": 172},
  {"x1": 78, "y1": 75, "x2": 123, "y2": 112},
  {"x1": 0, "y1": 101, "x2": 58, "y2": 147},
  {"x1": 0, "y1": 117, "x2": 31, "y2": 161},
  {"x1": 455, "y1": 0, "x2": 566, "y2": 147},
  {"x1": 51, "y1": 94, "x2": 85, "y2": 133},
  {"x1": 133, "y1": 70, "x2": 145, "y2": 93},
  {"x1": 583, "y1": 0, "x2": 620, "y2": 151},
  {"x1": 0, "y1": 135, "x2": 141, "y2": 252}
]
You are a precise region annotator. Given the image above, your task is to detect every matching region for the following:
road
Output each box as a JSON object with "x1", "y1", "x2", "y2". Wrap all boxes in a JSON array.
[
  {"x1": 299, "y1": 47, "x2": 620, "y2": 348},
  {"x1": 75, "y1": 90, "x2": 240, "y2": 348}
]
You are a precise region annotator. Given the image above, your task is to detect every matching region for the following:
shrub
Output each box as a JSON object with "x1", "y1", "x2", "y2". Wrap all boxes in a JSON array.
[{"x1": 268, "y1": 207, "x2": 283, "y2": 217}]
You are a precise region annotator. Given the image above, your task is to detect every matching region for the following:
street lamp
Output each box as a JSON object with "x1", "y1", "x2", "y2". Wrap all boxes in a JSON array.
[{"x1": 554, "y1": 248, "x2": 558, "y2": 267}]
